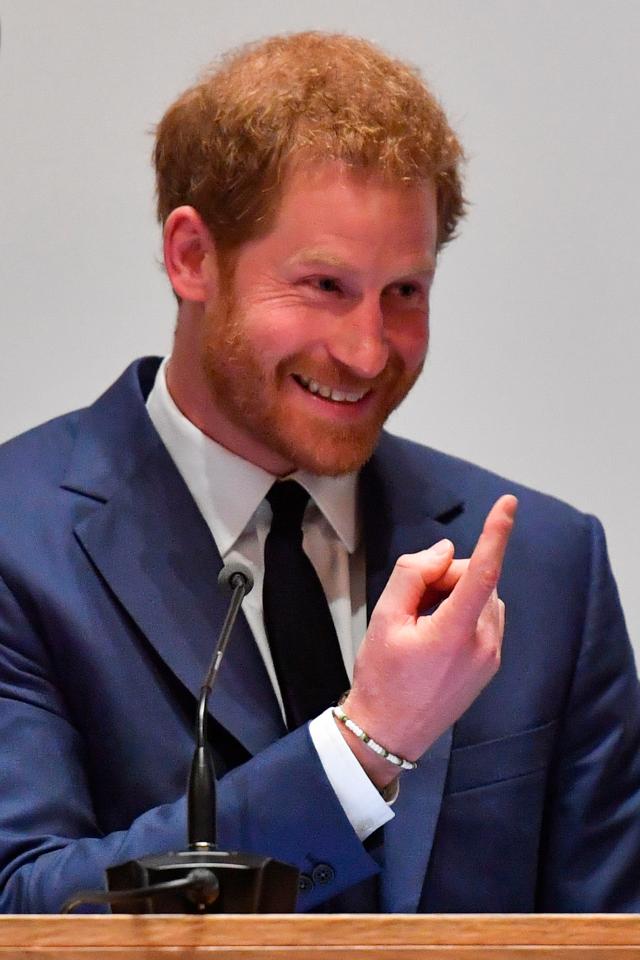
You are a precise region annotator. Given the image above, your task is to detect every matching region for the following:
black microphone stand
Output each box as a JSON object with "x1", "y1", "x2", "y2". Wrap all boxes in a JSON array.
[{"x1": 64, "y1": 564, "x2": 299, "y2": 914}]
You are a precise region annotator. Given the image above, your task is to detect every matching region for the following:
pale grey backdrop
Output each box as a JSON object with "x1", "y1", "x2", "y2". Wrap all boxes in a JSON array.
[{"x1": 1, "y1": 1, "x2": 638, "y2": 662}]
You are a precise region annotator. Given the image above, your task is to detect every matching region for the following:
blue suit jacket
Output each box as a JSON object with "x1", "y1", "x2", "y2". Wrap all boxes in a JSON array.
[{"x1": 0, "y1": 357, "x2": 639, "y2": 913}]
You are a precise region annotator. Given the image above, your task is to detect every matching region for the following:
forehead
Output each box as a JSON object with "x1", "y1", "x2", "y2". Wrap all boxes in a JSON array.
[{"x1": 259, "y1": 160, "x2": 439, "y2": 266}]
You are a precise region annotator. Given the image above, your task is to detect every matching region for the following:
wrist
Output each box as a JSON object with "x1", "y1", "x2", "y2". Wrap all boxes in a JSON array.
[
  {"x1": 341, "y1": 690, "x2": 429, "y2": 763},
  {"x1": 333, "y1": 713, "x2": 400, "y2": 789}
]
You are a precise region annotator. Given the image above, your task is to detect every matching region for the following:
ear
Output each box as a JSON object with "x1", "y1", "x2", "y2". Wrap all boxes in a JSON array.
[{"x1": 163, "y1": 206, "x2": 218, "y2": 302}]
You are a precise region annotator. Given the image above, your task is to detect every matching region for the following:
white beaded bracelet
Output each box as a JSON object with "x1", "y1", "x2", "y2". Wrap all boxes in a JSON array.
[{"x1": 332, "y1": 705, "x2": 418, "y2": 771}]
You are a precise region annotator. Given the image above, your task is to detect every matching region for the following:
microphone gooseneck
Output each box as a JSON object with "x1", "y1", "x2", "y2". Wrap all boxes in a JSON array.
[{"x1": 188, "y1": 563, "x2": 253, "y2": 848}]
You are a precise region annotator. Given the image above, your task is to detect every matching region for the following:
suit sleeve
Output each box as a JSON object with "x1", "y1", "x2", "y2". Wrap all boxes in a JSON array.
[
  {"x1": 536, "y1": 515, "x2": 640, "y2": 910},
  {"x1": 0, "y1": 575, "x2": 378, "y2": 914}
]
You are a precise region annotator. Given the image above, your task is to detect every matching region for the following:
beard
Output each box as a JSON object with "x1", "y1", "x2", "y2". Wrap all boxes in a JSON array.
[{"x1": 200, "y1": 294, "x2": 424, "y2": 477}]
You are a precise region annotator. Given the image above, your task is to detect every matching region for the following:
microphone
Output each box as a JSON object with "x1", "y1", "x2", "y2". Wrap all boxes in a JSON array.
[
  {"x1": 63, "y1": 562, "x2": 299, "y2": 914},
  {"x1": 217, "y1": 562, "x2": 254, "y2": 592},
  {"x1": 188, "y1": 563, "x2": 254, "y2": 847}
]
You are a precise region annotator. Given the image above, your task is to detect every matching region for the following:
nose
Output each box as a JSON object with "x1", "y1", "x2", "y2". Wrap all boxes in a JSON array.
[{"x1": 327, "y1": 296, "x2": 389, "y2": 380}]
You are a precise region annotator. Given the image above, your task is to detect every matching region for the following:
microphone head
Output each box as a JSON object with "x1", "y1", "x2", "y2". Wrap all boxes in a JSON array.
[{"x1": 217, "y1": 562, "x2": 254, "y2": 595}]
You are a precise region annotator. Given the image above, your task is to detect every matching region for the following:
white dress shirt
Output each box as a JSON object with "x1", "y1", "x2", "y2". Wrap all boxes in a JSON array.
[{"x1": 146, "y1": 359, "x2": 394, "y2": 840}]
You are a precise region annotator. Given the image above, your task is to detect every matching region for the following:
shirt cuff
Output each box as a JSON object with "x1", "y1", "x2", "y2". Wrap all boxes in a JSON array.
[{"x1": 308, "y1": 707, "x2": 395, "y2": 842}]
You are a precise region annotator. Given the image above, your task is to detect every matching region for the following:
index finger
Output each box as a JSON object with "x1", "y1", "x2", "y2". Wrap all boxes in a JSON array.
[{"x1": 434, "y1": 494, "x2": 517, "y2": 639}]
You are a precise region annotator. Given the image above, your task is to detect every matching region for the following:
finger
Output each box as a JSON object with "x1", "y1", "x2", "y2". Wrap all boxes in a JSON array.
[
  {"x1": 476, "y1": 588, "x2": 500, "y2": 639},
  {"x1": 373, "y1": 538, "x2": 455, "y2": 622},
  {"x1": 498, "y1": 598, "x2": 505, "y2": 636},
  {"x1": 477, "y1": 585, "x2": 497, "y2": 617},
  {"x1": 420, "y1": 559, "x2": 469, "y2": 613},
  {"x1": 435, "y1": 495, "x2": 517, "y2": 639},
  {"x1": 474, "y1": 588, "x2": 503, "y2": 668},
  {"x1": 429, "y1": 558, "x2": 469, "y2": 594}
]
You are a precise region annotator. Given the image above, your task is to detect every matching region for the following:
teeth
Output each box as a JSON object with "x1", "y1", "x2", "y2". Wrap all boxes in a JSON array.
[{"x1": 296, "y1": 374, "x2": 367, "y2": 404}]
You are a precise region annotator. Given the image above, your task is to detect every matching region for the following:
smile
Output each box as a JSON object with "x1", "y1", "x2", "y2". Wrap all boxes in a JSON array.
[{"x1": 293, "y1": 374, "x2": 370, "y2": 404}]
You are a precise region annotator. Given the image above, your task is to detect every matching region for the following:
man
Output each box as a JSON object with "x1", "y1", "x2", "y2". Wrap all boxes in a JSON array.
[{"x1": 0, "y1": 32, "x2": 638, "y2": 914}]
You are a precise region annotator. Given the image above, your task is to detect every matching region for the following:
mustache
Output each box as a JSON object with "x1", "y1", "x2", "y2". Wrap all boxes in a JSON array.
[{"x1": 281, "y1": 352, "x2": 406, "y2": 392}]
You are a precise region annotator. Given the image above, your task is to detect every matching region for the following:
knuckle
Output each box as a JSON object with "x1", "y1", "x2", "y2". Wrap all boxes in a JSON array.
[
  {"x1": 478, "y1": 565, "x2": 499, "y2": 590},
  {"x1": 477, "y1": 633, "x2": 501, "y2": 670},
  {"x1": 395, "y1": 553, "x2": 415, "y2": 569},
  {"x1": 396, "y1": 550, "x2": 433, "y2": 571},
  {"x1": 366, "y1": 611, "x2": 393, "y2": 641}
]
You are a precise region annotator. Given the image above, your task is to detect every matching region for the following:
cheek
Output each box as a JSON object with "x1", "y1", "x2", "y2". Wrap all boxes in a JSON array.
[
  {"x1": 389, "y1": 315, "x2": 429, "y2": 369},
  {"x1": 242, "y1": 302, "x2": 323, "y2": 359}
]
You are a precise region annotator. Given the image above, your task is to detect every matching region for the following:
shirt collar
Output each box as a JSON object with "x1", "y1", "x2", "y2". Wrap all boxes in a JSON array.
[
  {"x1": 146, "y1": 358, "x2": 359, "y2": 556},
  {"x1": 294, "y1": 470, "x2": 359, "y2": 554}
]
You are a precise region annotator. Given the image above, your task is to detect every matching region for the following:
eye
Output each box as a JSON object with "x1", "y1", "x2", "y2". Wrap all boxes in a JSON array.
[
  {"x1": 310, "y1": 276, "x2": 342, "y2": 294},
  {"x1": 397, "y1": 282, "x2": 420, "y2": 299},
  {"x1": 385, "y1": 281, "x2": 424, "y2": 302}
]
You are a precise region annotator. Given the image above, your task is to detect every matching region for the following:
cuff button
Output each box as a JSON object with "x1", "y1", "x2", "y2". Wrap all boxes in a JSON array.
[
  {"x1": 298, "y1": 873, "x2": 314, "y2": 893},
  {"x1": 311, "y1": 863, "x2": 335, "y2": 885}
]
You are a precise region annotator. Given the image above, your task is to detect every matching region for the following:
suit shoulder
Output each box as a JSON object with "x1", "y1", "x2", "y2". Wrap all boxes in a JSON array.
[
  {"x1": 0, "y1": 410, "x2": 84, "y2": 494},
  {"x1": 0, "y1": 358, "x2": 158, "y2": 506},
  {"x1": 374, "y1": 432, "x2": 594, "y2": 536}
]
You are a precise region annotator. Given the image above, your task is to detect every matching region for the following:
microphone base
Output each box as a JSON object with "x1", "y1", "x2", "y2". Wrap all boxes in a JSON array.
[{"x1": 106, "y1": 847, "x2": 299, "y2": 913}]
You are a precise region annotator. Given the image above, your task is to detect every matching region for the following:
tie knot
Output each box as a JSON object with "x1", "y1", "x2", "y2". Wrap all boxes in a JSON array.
[{"x1": 266, "y1": 481, "x2": 310, "y2": 533}]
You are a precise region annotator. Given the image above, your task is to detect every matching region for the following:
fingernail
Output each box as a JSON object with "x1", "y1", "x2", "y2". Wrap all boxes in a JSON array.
[{"x1": 432, "y1": 538, "x2": 452, "y2": 556}]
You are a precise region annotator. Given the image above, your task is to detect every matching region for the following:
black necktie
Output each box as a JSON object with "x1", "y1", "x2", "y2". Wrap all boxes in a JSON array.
[{"x1": 263, "y1": 480, "x2": 350, "y2": 729}]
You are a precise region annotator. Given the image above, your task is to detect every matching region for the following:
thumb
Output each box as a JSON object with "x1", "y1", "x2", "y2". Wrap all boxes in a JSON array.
[{"x1": 372, "y1": 539, "x2": 455, "y2": 624}]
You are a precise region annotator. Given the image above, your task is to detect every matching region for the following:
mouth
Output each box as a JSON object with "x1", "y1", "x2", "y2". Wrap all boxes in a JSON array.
[{"x1": 292, "y1": 373, "x2": 370, "y2": 404}]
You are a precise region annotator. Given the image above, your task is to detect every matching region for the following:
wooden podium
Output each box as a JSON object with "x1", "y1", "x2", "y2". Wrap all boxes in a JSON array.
[{"x1": 1, "y1": 914, "x2": 639, "y2": 958}]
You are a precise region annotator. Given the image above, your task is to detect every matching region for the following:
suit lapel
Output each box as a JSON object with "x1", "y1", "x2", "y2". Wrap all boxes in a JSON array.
[
  {"x1": 64, "y1": 360, "x2": 284, "y2": 757},
  {"x1": 361, "y1": 436, "x2": 463, "y2": 912}
]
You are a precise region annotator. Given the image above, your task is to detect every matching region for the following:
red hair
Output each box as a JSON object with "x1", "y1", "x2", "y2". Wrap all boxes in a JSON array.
[{"x1": 154, "y1": 31, "x2": 465, "y2": 253}]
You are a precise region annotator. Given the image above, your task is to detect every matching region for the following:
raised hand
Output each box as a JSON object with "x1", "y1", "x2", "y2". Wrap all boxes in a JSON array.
[{"x1": 339, "y1": 495, "x2": 518, "y2": 787}]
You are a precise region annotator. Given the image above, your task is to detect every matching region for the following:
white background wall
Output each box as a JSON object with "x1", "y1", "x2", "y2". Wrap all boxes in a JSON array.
[{"x1": 1, "y1": 1, "x2": 639, "y2": 662}]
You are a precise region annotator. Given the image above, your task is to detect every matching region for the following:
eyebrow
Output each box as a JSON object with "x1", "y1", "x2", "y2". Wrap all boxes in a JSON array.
[
  {"x1": 287, "y1": 248, "x2": 436, "y2": 276},
  {"x1": 287, "y1": 249, "x2": 351, "y2": 270}
]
